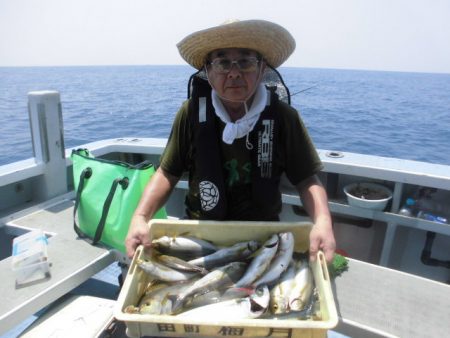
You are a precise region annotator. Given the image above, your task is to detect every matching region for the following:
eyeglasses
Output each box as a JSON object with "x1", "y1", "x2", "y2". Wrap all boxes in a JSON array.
[{"x1": 208, "y1": 57, "x2": 260, "y2": 74}]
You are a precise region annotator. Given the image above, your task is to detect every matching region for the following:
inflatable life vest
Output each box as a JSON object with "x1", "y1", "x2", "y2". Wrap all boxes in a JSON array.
[{"x1": 188, "y1": 75, "x2": 282, "y2": 220}]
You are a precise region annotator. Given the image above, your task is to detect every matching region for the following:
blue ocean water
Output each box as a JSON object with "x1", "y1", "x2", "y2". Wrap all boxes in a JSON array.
[{"x1": 0, "y1": 65, "x2": 449, "y2": 166}]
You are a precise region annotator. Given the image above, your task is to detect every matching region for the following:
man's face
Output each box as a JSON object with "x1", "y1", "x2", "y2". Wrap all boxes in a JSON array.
[{"x1": 206, "y1": 48, "x2": 265, "y2": 103}]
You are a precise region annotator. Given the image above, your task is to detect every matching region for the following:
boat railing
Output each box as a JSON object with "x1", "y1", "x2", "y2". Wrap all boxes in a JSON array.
[{"x1": 1, "y1": 91, "x2": 449, "y2": 270}]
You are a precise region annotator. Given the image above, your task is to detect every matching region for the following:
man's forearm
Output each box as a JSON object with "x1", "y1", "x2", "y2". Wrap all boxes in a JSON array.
[{"x1": 296, "y1": 175, "x2": 332, "y2": 226}]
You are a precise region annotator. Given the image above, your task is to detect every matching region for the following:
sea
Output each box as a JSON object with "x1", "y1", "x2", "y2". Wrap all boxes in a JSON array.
[{"x1": 1, "y1": 65, "x2": 449, "y2": 166}]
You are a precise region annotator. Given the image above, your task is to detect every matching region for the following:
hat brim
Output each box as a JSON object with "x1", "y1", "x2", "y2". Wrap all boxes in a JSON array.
[{"x1": 177, "y1": 20, "x2": 296, "y2": 70}]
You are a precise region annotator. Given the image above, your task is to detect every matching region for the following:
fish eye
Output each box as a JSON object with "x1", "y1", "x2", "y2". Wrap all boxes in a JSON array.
[{"x1": 255, "y1": 286, "x2": 264, "y2": 295}]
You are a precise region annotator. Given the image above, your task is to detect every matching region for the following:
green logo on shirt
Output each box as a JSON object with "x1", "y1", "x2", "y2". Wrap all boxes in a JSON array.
[{"x1": 224, "y1": 160, "x2": 252, "y2": 186}]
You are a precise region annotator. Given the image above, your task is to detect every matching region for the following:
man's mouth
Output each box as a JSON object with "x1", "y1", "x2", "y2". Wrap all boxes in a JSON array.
[{"x1": 226, "y1": 84, "x2": 245, "y2": 89}]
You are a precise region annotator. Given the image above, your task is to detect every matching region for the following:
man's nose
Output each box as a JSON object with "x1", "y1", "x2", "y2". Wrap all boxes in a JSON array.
[{"x1": 227, "y1": 64, "x2": 242, "y2": 78}]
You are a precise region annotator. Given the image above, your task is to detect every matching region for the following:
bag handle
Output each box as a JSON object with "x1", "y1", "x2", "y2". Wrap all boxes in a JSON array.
[
  {"x1": 73, "y1": 167, "x2": 129, "y2": 246},
  {"x1": 73, "y1": 167, "x2": 92, "y2": 240},
  {"x1": 92, "y1": 177, "x2": 129, "y2": 244}
]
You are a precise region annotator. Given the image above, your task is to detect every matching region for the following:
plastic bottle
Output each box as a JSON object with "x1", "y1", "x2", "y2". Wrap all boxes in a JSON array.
[
  {"x1": 400, "y1": 188, "x2": 448, "y2": 223},
  {"x1": 398, "y1": 198, "x2": 417, "y2": 217},
  {"x1": 411, "y1": 188, "x2": 448, "y2": 223},
  {"x1": 417, "y1": 211, "x2": 448, "y2": 224}
]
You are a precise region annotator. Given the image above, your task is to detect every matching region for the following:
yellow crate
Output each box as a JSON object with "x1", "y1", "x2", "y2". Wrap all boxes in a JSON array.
[{"x1": 115, "y1": 220, "x2": 338, "y2": 338}]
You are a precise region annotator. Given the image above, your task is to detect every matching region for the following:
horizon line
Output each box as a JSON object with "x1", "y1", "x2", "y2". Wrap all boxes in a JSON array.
[{"x1": 0, "y1": 64, "x2": 449, "y2": 76}]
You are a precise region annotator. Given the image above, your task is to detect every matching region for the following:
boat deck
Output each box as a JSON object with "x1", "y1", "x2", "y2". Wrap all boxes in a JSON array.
[
  {"x1": 0, "y1": 196, "x2": 449, "y2": 337},
  {"x1": 333, "y1": 258, "x2": 449, "y2": 337},
  {"x1": 0, "y1": 194, "x2": 116, "y2": 334}
]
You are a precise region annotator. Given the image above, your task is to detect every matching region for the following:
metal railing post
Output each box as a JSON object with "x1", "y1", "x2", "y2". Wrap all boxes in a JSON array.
[{"x1": 28, "y1": 91, "x2": 67, "y2": 199}]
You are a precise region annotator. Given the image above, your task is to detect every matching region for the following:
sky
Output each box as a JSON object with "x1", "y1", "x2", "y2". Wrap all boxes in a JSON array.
[{"x1": 1, "y1": 0, "x2": 450, "y2": 73}]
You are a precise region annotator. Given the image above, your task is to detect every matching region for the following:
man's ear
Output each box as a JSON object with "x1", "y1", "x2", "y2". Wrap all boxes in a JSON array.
[{"x1": 260, "y1": 61, "x2": 267, "y2": 74}]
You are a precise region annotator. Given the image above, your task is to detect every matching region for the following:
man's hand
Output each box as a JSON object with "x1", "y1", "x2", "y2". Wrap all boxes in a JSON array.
[
  {"x1": 296, "y1": 175, "x2": 336, "y2": 263},
  {"x1": 309, "y1": 217, "x2": 336, "y2": 263},
  {"x1": 125, "y1": 167, "x2": 180, "y2": 259},
  {"x1": 125, "y1": 215, "x2": 151, "y2": 258}
]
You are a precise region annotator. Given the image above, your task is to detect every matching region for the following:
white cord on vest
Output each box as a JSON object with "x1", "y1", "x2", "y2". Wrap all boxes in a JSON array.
[
  {"x1": 245, "y1": 132, "x2": 253, "y2": 150},
  {"x1": 244, "y1": 102, "x2": 254, "y2": 150}
]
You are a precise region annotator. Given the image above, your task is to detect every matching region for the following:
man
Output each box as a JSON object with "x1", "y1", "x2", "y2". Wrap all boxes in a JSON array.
[{"x1": 125, "y1": 19, "x2": 335, "y2": 262}]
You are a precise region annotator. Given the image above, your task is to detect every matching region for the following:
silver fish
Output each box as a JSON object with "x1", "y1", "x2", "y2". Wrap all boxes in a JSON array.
[
  {"x1": 188, "y1": 240, "x2": 260, "y2": 269},
  {"x1": 187, "y1": 286, "x2": 254, "y2": 309},
  {"x1": 138, "y1": 281, "x2": 196, "y2": 315},
  {"x1": 186, "y1": 290, "x2": 223, "y2": 309},
  {"x1": 153, "y1": 252, "x2": 208, "y2": 275},
  {"x1": 234, "y1": 234, "x2": 279, "y2": 287},
  {"x1": 288, "y1": 259, "x2": 314, "y2": 311},
  {"x1": 253, "y1": 232, "x2": 294, "y2": 287},
  {"x1": 271, "y1": 288, "x2": 319, "y2": 320},
  {"x1": 138, "y1": 282, "x2": 170, "y2": 314},
  {"x1": 151, "y1": 235, "x2": 218, "y2": 259},
  {"x1": 137, "y1": 258, "x2": 198, "y2": 282},
  {"x1": 269, "y1": 260, "x2": 296, "y2": 314},
  {"x1": 171, "y1": 261, "x2": 247, "y2": 313},
  {"x1": 177, "y1": 285, "x2": 270, "y2": 319}
]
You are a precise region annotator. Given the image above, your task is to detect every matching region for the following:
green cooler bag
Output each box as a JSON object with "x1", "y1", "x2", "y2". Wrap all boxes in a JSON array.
[{"x1": 71, "y1": 149, "x2": 167, "y2": 253}]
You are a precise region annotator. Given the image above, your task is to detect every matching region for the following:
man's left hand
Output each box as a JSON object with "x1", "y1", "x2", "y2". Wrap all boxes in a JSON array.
[{"x1": 309, "y1": 219, "x2": 336, "y2": 263}]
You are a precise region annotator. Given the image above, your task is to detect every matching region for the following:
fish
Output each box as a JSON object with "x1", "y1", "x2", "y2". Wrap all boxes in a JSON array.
[
  {"x1": 177, "y1": 285, "x2": 270, "y2": 319},
  {"x1": 138, "y1": 282, "x2": 171, "y2": 314},
  {"x1": 137, "y1": 258, "x2": 198, "y2": 282},
  {"x1": 151, "y1": 235, "x2": 218, "y2": 259},
  {"x1": 185, "y1": 289, "x2": 223, "y2": 309},
  {"x1": 153, "y1": 251, "x2": 209, "y2": 275},
  {"x1": 253, "y1": 232, "x2": 294, "y2": 287},
  {"x1": 139, "y1": 295, "x2": 169, "y2": 315},
  {"x1": 269, "y1": 260, "x2": 296, "y2": 314},
  {"x1": 271, "y1": 288, "x2": 319, "y2": 320},
  {"x1": 124, "y1": 305, "x2": 139, "y2": 314},
  {"x1": 288, "y1": 259, "x2": 314, "y2": 311},
  {"x1": 188, "y1": 240, "x2": 260, "y2": 269},
  {"x1": 171, "y1": 261, "x2": 247, "y2": 313},
  {"x1": 138, "y1": 281, "x2": 197, "y2": 315},
  {"x1": 187, "y1": 286, "x2": 255, "y2": 309},
  {"x1": 234, "y1": 234, "x2": 279, "y2": 287}
]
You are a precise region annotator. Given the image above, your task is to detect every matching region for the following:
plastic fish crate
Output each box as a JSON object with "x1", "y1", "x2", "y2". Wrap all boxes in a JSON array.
[{"x1": 115, "y1": 220, "x2": 338, "y2": 338}]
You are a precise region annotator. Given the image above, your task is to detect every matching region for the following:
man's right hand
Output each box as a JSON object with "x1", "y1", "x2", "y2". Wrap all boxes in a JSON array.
[{"x1": 125, "y1": 214, "x2": 151, "y2": 258}]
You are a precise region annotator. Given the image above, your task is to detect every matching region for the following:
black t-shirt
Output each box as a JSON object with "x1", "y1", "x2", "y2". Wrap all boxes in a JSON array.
[{"x1": 160, "y1": 99, "x2": 323, "y2": 220}]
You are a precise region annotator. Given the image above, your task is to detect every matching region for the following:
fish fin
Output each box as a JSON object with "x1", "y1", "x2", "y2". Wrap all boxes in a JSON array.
[
  {"x1": 203, "y1": 238, "x2": 216, "y2": 245},
  {"x1": 165, "y1": 294, "x2": 178, "y2": 303},
  {"x1": 166, "y1": 294, "x2": 183, "y2": 313},
  {"x1": 177, "y1": 231, "x2": 191, "y2": 238}
]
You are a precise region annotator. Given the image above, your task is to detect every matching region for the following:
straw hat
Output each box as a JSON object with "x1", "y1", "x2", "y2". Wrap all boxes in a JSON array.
[{"x1": 177, "y1": 19, "x2": 296, "y2": 70}]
